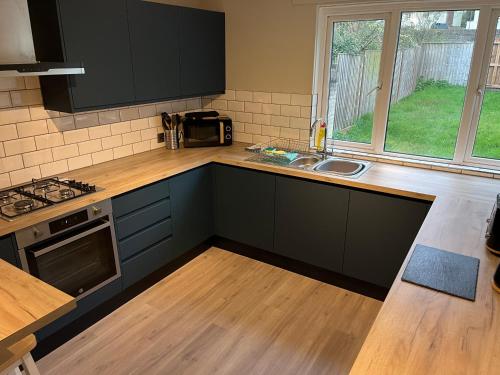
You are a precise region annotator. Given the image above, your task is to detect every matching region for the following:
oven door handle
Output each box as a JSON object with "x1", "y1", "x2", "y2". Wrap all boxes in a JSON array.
[{"x1": 29, "y1": 220, "x2": 111, "y2": 258}]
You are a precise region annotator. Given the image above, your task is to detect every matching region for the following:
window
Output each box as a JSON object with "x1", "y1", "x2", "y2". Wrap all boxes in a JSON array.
[{"x1": 315, "y1": 2, "x2": 500, "y2": 169}]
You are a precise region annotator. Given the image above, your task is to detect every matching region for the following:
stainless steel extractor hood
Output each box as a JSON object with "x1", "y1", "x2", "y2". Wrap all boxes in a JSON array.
[{"x1": 0, "y1": 0, "x2": 84, "y2": 77}]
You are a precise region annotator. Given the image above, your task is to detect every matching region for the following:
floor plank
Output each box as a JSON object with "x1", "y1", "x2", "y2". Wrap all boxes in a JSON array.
[{"x1": 37, "y1": 247, "x2": 382, "y2": 375}]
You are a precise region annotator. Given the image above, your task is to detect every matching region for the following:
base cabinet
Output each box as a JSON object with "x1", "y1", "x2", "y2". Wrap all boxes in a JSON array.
[
  {"x1": 343, "y1": 190, "x2": 430, "y2": 287},
  {"x1": 214, "y1": 165, "x2": 276, "y2": 251},
  {"x1": 274, "y1": 176, "x2": 349, "y2": 272},
  {"x1": 0, "y1": 234, "x2": 18, "y2": 267},
  {"x1": 170, "y1": 166, "x2": 215, "y2": 258}
]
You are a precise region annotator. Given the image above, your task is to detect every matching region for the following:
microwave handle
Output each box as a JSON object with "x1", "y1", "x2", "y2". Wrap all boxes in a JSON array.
[
  {"x1": 29, "y1": 220, "x2": 111, "y2": 258},
  {"x1": 220, "y1": 121, "x2": 224, "y2": 144}
]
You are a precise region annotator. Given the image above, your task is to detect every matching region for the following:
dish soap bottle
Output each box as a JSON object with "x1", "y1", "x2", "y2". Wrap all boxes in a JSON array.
[{"x1": 315, "y1": 121, "x2": 326, "y2": 151}]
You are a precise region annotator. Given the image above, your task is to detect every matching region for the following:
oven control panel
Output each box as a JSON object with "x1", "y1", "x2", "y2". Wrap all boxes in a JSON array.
[{"x1": 15, "y1": 199, "x2": 113, "y2": 249}]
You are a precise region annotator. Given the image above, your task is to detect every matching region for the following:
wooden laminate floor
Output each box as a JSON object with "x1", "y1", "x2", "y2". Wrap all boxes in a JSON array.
[{"x1": 38, "y1": 248, "x2": 382, "y2": 375}]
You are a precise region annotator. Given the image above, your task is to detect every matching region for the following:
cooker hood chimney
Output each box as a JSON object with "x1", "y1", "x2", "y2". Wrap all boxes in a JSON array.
[{"x1": 0, "y1": 0, "x2": 84, "y2": 77}]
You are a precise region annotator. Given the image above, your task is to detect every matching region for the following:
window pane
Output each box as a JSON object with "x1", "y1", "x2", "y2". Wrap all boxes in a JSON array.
[
  {"x1": 472, "y1": 17, "x2": 500, "y2": 160},
  {"x1": 385, "y1": 10, "x2": 479, "y2": 159},
  {"x1": 327, "y1": 19, "x2": 385, "y2": 144}
]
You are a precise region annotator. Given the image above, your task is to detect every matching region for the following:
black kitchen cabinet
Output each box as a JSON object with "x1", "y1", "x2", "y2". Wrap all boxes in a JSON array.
[
  {"x1": 170, "y1": 166, "x2": 215, "y2": 258},
  {"x1": 274, "y1": 176, "x2": 349, "y2": 273},
  {"x1": 179, "y1": 7, "x2": 226, "y2": 97},
  {"x1": 214, "y1": 165, "x2": 275, "y2": 251},
  {"x1": 29, "y1": 0, "x2": 135, "y2": 112},
  {"x1": 127, "y1": 0, "x2": 181, "y2": 102},
  {"x1": 0, "y1": 234, "x2": 19, "y2": 267},
  {"x1": 343, "y1": 190, "x2": 430, "y2": 288},
  {"x1": 28, "y1": 1, "x2": 225, "y2": 113}
]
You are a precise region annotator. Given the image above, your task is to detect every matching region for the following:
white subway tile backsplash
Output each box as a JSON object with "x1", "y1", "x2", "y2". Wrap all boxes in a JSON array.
[
  {"x1": 122, "y1": 131, "x2": 141, "y2": 145},
  {"x1": 228, "y1": 101, "x2": 244, "y2": 112},
  {"x1": 40, "y1": 160, "x2": 68, "y2": 178},
  {"x1": 252, "y1": 134, "x2": 271, "y2": 144},
  {"x1": 110, "y1": 121, "x2": 131, "y2": 136},
  {"x1": 262, "y1": 103, "x2": 280, "y2": 116},
  {"x1": 280, "y1": 127, "x2": 300, "y2": 140},
  {"x1": 119, "y1": 107, "x2": 140, "y2": 121},
  {"x1": 244, "y1": 102, "x2": 262, "y2": 114},
  {"x1": 290, "y1": 117, "x2": 310, "y2": 129},
  {"x1": 0, "y1": 173, "x2": 10, "y2": 189},
  {"x1": 29, "y1": 106, "x2": 59, "y2": 120},
  {"x1": 211, "y1": 99, "x2": 227, "y2": 111},
  {"x1": 271, "y1": 115, "x2": 289, "y2": 127},
  {"x1": 24, "y1": 77, "x2": 40, "y2": 90},
  {"x1": 67, "y1": 154, "x2": 92, "y2": 171},
  {"x1": 16, "y1": 120, "x2": 48, "y2": 138},
  {"x1": 92, "y1": 149, "x2": 114, "y2": 165},
  {"x1": 132, "y1": 140, "x2": 150, "y2": 154},
  {"x1": 171, "y1": 100, "x2": 187, "y2": 113},
  {"x1": 88, "y1": 124, "x2": 111, "y2": 140},
  {"x1": 0, "y1": 142, "x2": 4, "y2": 158},
  {"x1": 235, "y1": 90, "x2": 253, "y2": 102},
  {"x1": 253, "y1": 113, "x2": 271, "y2": 125},
  {"x1": 63, "y1": 128, "x2": 89, "y2": 144},
  {"x1": 0, "y1": 92, "x2": 11, "y2": 108},
  {"x1": 22, "y1": 149, "x2": 53, "y2": 168},
  {"x1": 75, "y1": 112, "x2": 100, "y2": 128},
  {"x1": 140, "y1": 128, "x2": 157, "y2": 141},
  {"x1": 280, "y1": 105, "x2": 301, "y2": 117},
  {"x1": 35, "y1": 133, "x2": 64, "y2": 150},
  {"x1": 148, "y1": 116, "x2": 162, "y2": 128},
  {"x1": 113, "y1": 144, "x2": 133, "y2": 159},
  {"x1": 262, "y1": 126, "x2": 280, "y2": 137},
  {"x1": 291, "y1": 94, "x2": 311, "y2": 107},
  {"x1": 235, "y1": 112, "x2": 252, "y2": 123},
  {"x1": 4, "y1": 137, "x2": 36, "y2": 156},
  {"x1": 233, "y1": 132, "x2": 252, "y2": 143},
  {"x1": 52, "y1": 144, "x2": 79, "y2": 161},
  {"x1": 272, "y1": 93, "x2": 291, "y2": 105},
  {"x1": 253, "y1": 92, "x2": 271, "y2": 104},
  {"x1": 0, "y1": 155, "x2": 23, "y2": 174},
  {"x1": 10, "y1": 89, "x2": 43, "y2": 107},
  {"x1": 10, "y1": 166, "x2": 41, "y2": 185},
  {"x1": 98, "y1": 110, "x2": 121, "y2": 125},
  {"x1": 0, "y1": 124, "x2": 18, "y2": 141},
  {"x1": 150, "y1": 139, "x2": 165, "y2": 150},
  {"x1": 102, "y1": 134, "x2": 122, "y2": 150},
  {"x1": 245, "y1": 123, "x2": 261, "y2": 135},
  {"x1": 0, "y1": 77, "x2": 25, "y2": 91},
  {"x1": 47, "y1": 116, "x2": 75, "y2": 133},
  {"x1": 232, "y1": 121, "x2": 245, "y2": 132},
  {"x1": 186, "y1": 98, "x2": 201, "y2": 110},
  {"x1": 131, "y1": 118, "x2": 149, "y2": 131},
  {"x1": 138, "y1": 105, "x2": 156, "y2": 118},
  {"x1": 0, "y1": 107, "x2": 30, "y2": 125},
  {"x1": 217, "y1": 90, "x2": 236, "y2": 101},
  {"x1": 78, "y1": 139, "x2": 102, "y2": 155},
  {"x1": 299, "y1": 129, "x2": 310, "y2": 141},
  {"x1": 300, "y1": 106, "x2": 312, "y2": 119},
  {"x1": 156, "y1": 102, "x2": 173, "y2": 114}
]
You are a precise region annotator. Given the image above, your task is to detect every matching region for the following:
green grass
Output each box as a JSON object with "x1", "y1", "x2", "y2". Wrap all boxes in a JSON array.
[{"x1": 334, "y1": 85, "x2": 500, "y2": 160}]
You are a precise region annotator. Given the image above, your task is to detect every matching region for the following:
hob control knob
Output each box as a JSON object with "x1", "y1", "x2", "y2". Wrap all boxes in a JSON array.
[
  {"x1": 92, "y1": 206, "x2": 102, "y2": 216},
  {"x1": 33, "y1": 227, "x2": 42, "y2": 238}
]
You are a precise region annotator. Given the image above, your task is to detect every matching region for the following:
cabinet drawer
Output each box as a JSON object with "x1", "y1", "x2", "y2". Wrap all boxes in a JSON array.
[
  {"x1": 118, "y1": 218, "x2": 172, "y2": 260},
  {"x1": 0, "y1": 235, "x2": 19, "y2": 267},
  {"x1": 121, "y1": 237, "x2": 172, "y2": 288},
  {"x1": 115, "y1": 198, "x2": 171, "y2": 240},
  {"x1": 113, "y1": 179, "x2": 170, "y2": 217}
]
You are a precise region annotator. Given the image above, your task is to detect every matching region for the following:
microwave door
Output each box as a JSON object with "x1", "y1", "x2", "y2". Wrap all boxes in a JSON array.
[{"x1": 185, "y1": 121, "x2": 221, "y2": 147}]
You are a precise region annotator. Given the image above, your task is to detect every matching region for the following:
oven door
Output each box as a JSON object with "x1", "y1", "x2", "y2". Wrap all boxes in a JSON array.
[
  {"x1": 184, "y1": 119, "x2": 225, "y2": 147},
  {"x1": 21, "y1": 217, "x2": 120, "y2": 300}
]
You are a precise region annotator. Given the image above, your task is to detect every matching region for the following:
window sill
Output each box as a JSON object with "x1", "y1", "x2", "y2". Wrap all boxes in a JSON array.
[{"x1": 331, "y1": 149, "x2": 500, "y2": 179}]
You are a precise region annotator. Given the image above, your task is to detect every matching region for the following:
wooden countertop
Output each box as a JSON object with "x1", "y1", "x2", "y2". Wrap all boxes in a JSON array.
[
  {"x1": 0, "y1": 143, "x2": 499, "y2": 373},
  {"x1": 0, "y1": 259, "x2": 75, "y2": 349}
]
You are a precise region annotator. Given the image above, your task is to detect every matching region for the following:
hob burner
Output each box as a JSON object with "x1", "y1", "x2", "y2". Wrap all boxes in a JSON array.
[
  {"x1": 14, "y1": 199, "x2": 34, "y2": 212},
  {"x1": 59, "y1": 188, "x2": 74, "y2": 199},
  {"x1": 0, "y1": 192, "x2": 11, "y2": 204}
]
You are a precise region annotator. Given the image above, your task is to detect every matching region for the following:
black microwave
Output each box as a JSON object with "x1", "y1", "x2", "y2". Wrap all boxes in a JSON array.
[{"x1": 182, "y1": 111, "x2": 232, "y2": 148}]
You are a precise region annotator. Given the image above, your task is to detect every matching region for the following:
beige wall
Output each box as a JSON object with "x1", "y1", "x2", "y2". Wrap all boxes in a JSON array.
[{"x1": 204, "y1": 0, "x2": 317, "y2": 94}]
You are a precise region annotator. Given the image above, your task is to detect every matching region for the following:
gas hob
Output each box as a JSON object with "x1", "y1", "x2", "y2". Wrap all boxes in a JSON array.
[{"x1": 0, "y1": 177, "x2": 99, "y2": 221}]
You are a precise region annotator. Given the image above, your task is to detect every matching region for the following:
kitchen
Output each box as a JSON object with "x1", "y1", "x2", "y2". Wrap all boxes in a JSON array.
[{"x1": 0, "y1": 0, "x2": 499, "y2": 374}]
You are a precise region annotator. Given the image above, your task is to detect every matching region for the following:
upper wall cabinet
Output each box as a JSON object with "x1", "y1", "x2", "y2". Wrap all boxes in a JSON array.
[
  {"x1": 179, "y1": 7, "x2": 226, "y2": 97},
  {"x1": 29, "y1": 0, "x2": 136, "y2": 112},
  {"x1": 28, "y1": 1, "x2": 225, "y2": 113},
  {"x1": 127, "y1": 0, "x2": 181, "y2": 102}
]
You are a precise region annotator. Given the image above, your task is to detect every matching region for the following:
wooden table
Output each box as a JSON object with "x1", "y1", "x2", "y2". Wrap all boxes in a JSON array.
[{"x1": 0, "y1": 259, "x2": 76, "y2": 349}]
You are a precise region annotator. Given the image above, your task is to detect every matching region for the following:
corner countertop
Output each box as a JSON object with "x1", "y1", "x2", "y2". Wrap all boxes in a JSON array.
[{"x1": 1, "y1": 143, "x2": 499, "y2": 373}]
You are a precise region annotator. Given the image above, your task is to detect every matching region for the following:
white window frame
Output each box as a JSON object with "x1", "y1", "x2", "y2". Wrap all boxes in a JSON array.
[{"x1": 313, "y1": 0, "x2": 500, "y2": 169}]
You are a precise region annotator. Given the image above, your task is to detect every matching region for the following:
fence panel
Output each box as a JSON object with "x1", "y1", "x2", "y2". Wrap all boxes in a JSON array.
[{"x1": 487, "y1": 40, "x2": 500, "y2": 88}]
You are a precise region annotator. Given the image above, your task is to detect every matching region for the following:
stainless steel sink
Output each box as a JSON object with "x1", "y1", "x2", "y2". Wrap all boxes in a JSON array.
[
  {"x1": 313, "y1": 158, "x2": 370, "y2": 177},
  {"x1": 288, "y1": 155, "x2": 322, "y2": 169}
]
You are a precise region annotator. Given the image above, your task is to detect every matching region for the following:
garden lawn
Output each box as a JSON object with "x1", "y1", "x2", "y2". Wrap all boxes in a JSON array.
[{"x1": 334, "y1": 85, "x2": 500, "y2": 160}]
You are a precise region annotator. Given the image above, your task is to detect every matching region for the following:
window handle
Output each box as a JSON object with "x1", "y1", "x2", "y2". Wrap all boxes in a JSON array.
[
  {"x1": 366, "y1": 83, "x2": 382, "y2": 96},
  {"x1": 477, "y1": 88, "x2": 484, "y2": 97}
]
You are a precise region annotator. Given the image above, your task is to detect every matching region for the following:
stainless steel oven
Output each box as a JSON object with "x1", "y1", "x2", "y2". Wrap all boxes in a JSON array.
[{"x1": 16, "y1": 199, "x2": 120, "y2": 300}]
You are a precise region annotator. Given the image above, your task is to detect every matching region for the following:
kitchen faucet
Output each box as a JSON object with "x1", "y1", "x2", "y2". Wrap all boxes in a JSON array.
[{"x1": 310, "y1": 119, "x2": 330, "y2": 160}]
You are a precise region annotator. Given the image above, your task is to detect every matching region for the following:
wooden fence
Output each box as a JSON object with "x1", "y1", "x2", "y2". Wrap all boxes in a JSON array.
[{"x1": 328, "y1": 41, "x2": 500, "y2": 132}]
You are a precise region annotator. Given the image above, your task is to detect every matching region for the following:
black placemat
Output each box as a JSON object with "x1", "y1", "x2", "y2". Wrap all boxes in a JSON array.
[{"x1": 402, "y1": 244, "x2": 480, "y2": 301}]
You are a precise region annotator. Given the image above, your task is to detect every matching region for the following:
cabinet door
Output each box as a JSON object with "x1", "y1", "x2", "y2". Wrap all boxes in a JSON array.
[
  {"x1": 344, "y1": 191, "x2": 430, "y2": 288},
  {"x1": 215, "y1": 165, "x2": 275, "y2": 251},
  {"x1": 170, "y1": 166, "x2": 215, "y2": 257},
  {"x1": 58, "y1": 0, "x2": 135, "y2": 109},
  {"x1": 274, "y1": 176, "x2": 349, "y2": 272},
  {"x1": 179, "y1": 8, "x2": 225, "y2": 96},
  {"x1": 127, "y1": 0, "x2": 181, "y2": 102},
  {"x1": 0, "y1": 235, "x2": 18, "y2": 267}
]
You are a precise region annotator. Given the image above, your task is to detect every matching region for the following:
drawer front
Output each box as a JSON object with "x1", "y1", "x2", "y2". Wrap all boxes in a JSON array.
[
  {"x1": 121, "y1": 237, "x2": 172, "y2": 289},
  {"x1": 112, "y1": 179, "x2": 170, "y2": 218},
  {"x1": 0, "y1": 235, "x2": 18, "y2": 267},
  {"x1": 115, "y1": 198, "x2": 171, "y2": 240},
  {"x1": 118, "y1": 218, "x2": 172, "y2": 261}
]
